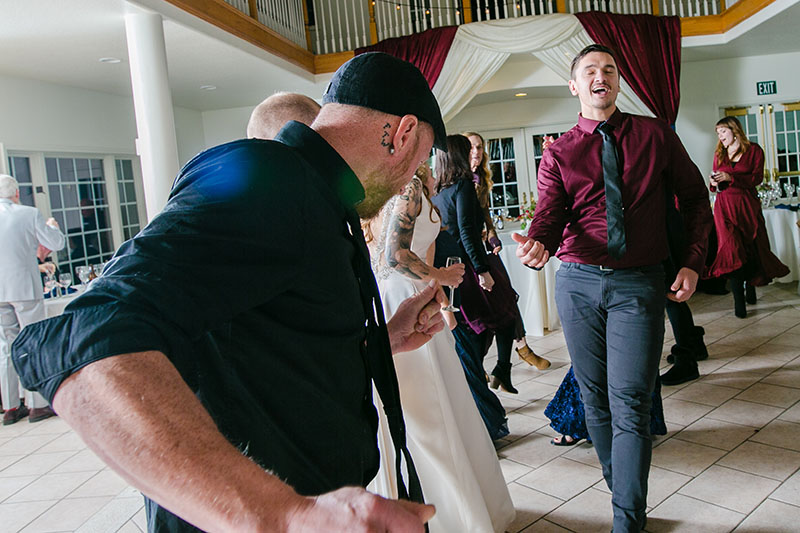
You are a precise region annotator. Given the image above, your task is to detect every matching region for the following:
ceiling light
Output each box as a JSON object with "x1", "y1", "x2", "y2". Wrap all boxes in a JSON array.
[
  {"x1": 98, "y1": 57, "x2": 121, "y2": 64},
  {"x1": 200, "y1": 85, "x2": 217, "y2": 91},
  {"x1": 515, "y1": 92, "x2": 528, "y2": 97}
]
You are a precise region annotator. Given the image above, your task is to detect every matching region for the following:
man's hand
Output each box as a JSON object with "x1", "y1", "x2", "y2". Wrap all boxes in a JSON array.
[
  {"x1": 288, "y1": 486, "x2": 435, "y2": 533},
  {"x1": 436, "y1": 263, "x2": 465, "y2": 288},
  {"x1": 38, "y1": 263, "x2": 56, "y2": 275},
  {"x1": 46, "y1": 217, "x2": 60, "y2": 229},
  {"x1": 387, "y1": 281, "x2": 446, "y2": 354},
  {"x1": 478, "y1": 272, "x2": 494, "y2": 292},
  {"x1": 668, "y1": 267, "x2": 699, "y2": 302},
  {"x1": 511, "y1": 233, "x2": 549, "y2": 269}
]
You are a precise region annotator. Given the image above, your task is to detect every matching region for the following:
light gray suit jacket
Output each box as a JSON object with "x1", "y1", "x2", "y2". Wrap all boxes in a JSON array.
[{"x1": 0, "y1": 198, "x2": 65, "y2": 302}]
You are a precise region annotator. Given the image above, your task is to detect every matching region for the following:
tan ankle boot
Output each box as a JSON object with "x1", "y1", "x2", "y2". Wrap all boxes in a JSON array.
[{"x1": 516, "y1": 345, "x2": 551, "y2": 370}]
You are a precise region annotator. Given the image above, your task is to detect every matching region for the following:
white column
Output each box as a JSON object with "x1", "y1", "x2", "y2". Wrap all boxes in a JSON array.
[{"x1": 124, "y1": 10, "x2": 179, "y2": 223}]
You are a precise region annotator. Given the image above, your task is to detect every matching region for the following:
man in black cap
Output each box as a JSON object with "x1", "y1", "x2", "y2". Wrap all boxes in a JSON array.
[{"x1": 12, "y1": 52, "x2": 447, "y2": 532}]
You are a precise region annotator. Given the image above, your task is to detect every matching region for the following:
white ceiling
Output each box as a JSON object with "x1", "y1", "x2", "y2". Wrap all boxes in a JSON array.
[{"x1": 0, "y1": 0, "x2": 797, "y2": 112}]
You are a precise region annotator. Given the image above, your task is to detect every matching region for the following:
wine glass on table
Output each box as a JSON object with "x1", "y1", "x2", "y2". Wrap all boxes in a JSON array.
[
  {"x1": 43, "y1": 272, "x2": 58, "y2": 297},
  {"x1": 59, "y1": 273, "x2": 72, "y2": 295},
  {"x1": 442, "y1": 256, "x2": 461, "y2": 312},
  {"x1": 76, "y1": 266, "x2": 91, "y2": 287}
]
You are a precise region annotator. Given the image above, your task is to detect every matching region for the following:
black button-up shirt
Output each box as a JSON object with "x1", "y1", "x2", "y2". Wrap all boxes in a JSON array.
[{"x1": 12, "y1": 122, "x2": 380, "y2": 531}]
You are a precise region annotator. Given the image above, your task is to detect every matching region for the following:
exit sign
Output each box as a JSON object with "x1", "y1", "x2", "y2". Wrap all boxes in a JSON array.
[{"x1": 757, "y1": 80, "x2": 777, "y2": 95}]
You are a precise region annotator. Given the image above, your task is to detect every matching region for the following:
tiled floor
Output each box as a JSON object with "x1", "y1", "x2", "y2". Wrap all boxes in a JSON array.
[{"x1": 1, "y1": 282, "x2": 799, "y2": 532}]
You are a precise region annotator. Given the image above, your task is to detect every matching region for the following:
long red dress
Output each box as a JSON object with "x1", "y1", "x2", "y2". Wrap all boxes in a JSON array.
[{"x1": 706, "y1": 143, "x2": 789, "y2": 285}]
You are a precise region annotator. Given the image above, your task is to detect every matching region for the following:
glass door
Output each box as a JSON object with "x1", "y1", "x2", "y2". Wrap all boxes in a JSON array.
[
  {"x1": 724, "y1": 101, "x2": 800, "y2": 195},
  {"x1": 523, "y1": 124, "x2": 573, "y2": 202},
  {"x1": 480, "y1": 129, "x2": 531, "y2": 218}
]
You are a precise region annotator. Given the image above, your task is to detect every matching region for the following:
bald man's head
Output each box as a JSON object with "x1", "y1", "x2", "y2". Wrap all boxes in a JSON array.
[{"x1": 246, "y1": 92, "x2": 321, "y2": 140}]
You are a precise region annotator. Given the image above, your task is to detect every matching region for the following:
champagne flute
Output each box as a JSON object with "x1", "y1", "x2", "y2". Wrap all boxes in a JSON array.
[
  {"x1": 76, "y1": 266, "x2": 91, "y2": 287},
  {"x1": 442, "y1": 256, "x2": 461, "y2": 312}
]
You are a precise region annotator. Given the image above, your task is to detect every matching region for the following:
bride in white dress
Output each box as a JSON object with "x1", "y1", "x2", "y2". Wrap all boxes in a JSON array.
[{"x1": 366, "y1": 166, "x2": 515, "y2": 533}]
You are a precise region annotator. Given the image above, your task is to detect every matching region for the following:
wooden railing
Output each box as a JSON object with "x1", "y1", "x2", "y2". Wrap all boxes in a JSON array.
[{"x1": 166, "y1": 0, "x2": 776, "y2": 73}]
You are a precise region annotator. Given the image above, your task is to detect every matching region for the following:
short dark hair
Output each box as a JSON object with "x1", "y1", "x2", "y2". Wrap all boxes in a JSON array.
[
  {"x1": 570, "y1": 44, "x2": 618, "y2": 80},
  {"x1": 434, "y1": 134, "x2": 473, "y2": 193}
]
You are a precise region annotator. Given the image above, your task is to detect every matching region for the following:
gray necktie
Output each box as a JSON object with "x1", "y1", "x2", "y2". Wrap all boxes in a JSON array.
[{"x1": 597, "y1": 122, "x2": 626, "y2": 259}]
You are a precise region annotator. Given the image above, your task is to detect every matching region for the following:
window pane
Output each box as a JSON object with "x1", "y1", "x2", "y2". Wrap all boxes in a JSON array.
[
  {"x1": 786, "y1": 111, "x2": 796, "y2": 131},
  {"x1": 96, "y1": 207, "x2": 111, "y2": 230},
  {"x1": 75, "y1": 159, "x2": 90, "y2": 181},
  {"x1": 49, "y1": 185, "x2": 63, "y2": 209},
  {"x1": 747, "y1": 114, "x2": 757, "y2": 134},
  {"x1": 65, "y1": 209, "x2": 82, "y2": 232},
  {"x1": 488, "y1": 139, "x2": 501, "y2": 160},
  {"x1": 128, "y1": 205, "x2": 139, "y2": 226},
  {"x1": 788, "y1": 133, "x2": 797, "y2": 154},
  {"x1": 506, "y1": 183, "x2": 519, "y2": 205},
  {"x1": 63, "y1": 184, "x2": 79, "y2": 208},
  {"x1": 502, "y1": 137, "x2": 514, "y2": 159},
  {"x1": 99, "y1": 230, "x2": 114, "y2": 254},
  {"x1": 58, "y1": 159, "x2": 75, "y2": 182},
  {"x1": 45, "y1": 158, "x2": 59, "y2": 183},
  {"x1": 776, "y1": 111, "x2": 784, "y2": 132},
  {"x1": 120, "y1": 159, "x2": 133, "y2": 180},
  {"x1": 124, "y1": 183, "x2": 136, "y2": 203},
  {"x1": 503, "y1": 161, "x2": 516, "y2": 183},
  {"x1": 90, "y1": 159, "x2": 104, "y2": 181},
  {"x1": 490, "y1": 162, "x2": 503, "y2": 184}
]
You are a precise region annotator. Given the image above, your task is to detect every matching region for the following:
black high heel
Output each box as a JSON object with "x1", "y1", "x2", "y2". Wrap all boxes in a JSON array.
[
  {"x1": 732, "y1": 281, "x2": 747, "y2": 318},
  {"x1": 489, "y1": 362, "x2": 518, "y2": 394}
]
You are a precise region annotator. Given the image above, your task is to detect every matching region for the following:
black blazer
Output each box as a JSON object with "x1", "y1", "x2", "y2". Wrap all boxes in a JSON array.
[{"x1": 432, "y1": 179, "x2": 489, "y2": 273}]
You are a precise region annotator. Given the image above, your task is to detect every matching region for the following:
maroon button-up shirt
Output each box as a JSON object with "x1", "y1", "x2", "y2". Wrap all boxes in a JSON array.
[{"x1": 528, "y1": 110, "x2": 712, "y2": 274}]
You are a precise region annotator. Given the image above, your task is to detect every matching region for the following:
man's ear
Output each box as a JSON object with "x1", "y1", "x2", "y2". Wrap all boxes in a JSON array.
[
  {"x1": 568, "y1": 79, "x2": 578, "y2": 96},
  {"x1": 392, "y1": 115, "x2": 420, "y2": 155}
]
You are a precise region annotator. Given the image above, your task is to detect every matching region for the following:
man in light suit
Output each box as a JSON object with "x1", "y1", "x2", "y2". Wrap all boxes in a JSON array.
[{"x1": 0, "y1": 174, "x2": 65, "y2": 424}]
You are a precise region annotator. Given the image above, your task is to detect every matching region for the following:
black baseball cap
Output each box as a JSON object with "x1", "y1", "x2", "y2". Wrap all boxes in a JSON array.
[{"x1": 323, "y1": 52, "x2": 447, "y2": 151}]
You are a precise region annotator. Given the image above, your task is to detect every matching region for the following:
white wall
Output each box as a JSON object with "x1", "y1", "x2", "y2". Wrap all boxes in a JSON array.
[
  {"x1": 447, "y1": 97, "x2": 579, "y2": 134},
  {"x1": 201, "y1": 106, "x2": 254, "y2": 148},
  {"x1": 677, "y1": 50, "x2": 800, "y2": 177},
  {"x1": 173, "y1": 106, "x2": 207, "y2": 165}
]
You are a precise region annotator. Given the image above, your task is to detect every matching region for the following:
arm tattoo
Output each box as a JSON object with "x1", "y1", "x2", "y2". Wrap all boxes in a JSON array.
[
  {"x1": 380, "y1": 122, "x2": 391, "y2": 148},
  {"x1": 385, "y1": 178, "x2": 435, "y2": 281}
]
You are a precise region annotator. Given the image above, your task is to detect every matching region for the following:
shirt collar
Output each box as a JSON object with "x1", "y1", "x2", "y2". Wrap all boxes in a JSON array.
[
  {"x1": 0, "y1": 198, "x2": 13, "y2": 205},
  {"x1": 577, "y1": 108, "x2": 624, "y2": 134},
  {"x1": 275, "y1": 121, "x2": 365, "y2": 208}
]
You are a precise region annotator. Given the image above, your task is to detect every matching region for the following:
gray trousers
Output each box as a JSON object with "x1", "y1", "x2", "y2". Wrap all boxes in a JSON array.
[
  {"x1": 555, "y1": 262, "x2": 665, "y2": 533},
  {"x1": 1, "y1": 300, "x2": 49, "y2": 410}
]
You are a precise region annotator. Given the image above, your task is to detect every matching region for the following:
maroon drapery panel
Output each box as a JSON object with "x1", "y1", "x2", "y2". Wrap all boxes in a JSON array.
[
  {"x1": 356, "y1": 26, "x2": 458, "y2": 88},
  {"x1": 576, "y1": 13, "x2": 681, "y2": 124}
]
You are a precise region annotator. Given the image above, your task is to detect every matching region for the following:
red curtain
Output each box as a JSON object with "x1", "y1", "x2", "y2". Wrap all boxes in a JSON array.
[
  {"x1": 356, "y1": 26, "x2": 458, "y2": 88},
  {"x1": 576, "y1": 13, "x2": 681, "y2": 124}
]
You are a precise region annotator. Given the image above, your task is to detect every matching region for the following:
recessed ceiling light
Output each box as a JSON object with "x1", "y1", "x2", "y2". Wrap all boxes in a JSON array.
[
  {"x1": 515, "y1": 92, "x2": 528, "y2": 97},
  {"x1": 98, "y1": 57, "x2": 121, "y2": 64},
  {"x1": 200, "y1": 85, "x2": 217, "y2": 91}
]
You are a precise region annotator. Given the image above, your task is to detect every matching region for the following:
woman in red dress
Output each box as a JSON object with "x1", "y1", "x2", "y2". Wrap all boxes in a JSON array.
[{"x1": 707, "y1": 116, "x2": 789, "y2": 318}]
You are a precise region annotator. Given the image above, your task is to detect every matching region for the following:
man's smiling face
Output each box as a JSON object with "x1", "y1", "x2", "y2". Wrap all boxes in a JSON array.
[{"x1": 568, "y1": 51, "x2": 620, "y2": 117}]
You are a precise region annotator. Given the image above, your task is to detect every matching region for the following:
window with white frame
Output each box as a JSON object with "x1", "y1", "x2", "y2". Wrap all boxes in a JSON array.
[{"x1": 116, "y1": 159, "x2": 141, "y2": 240}]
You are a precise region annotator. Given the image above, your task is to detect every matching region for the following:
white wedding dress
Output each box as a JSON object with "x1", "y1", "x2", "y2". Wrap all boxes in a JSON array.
[{"x1": 369, "y1": 189, "x2": 515, "y2": 533}]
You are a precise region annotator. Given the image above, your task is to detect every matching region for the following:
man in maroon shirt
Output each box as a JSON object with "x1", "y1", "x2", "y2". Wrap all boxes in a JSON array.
[{"x1": 513, "y1": 44, "x2": 712, "y2": 532}]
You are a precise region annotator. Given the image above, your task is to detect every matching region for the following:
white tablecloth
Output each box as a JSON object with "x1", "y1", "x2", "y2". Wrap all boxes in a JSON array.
[
  {"x1": 44, "y1": 291, "x2": 81, "y2": 318},
  {"x1": 762, "y1": 207, "x2": 800, "y2": 293},
  {"x1": 497, "y1": 225, "x2": 561, "y2": 337}
]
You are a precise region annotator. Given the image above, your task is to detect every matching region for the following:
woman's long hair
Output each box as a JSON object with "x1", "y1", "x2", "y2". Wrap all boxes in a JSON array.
[
  {"x1": 434, "y1": 134, "x2": 473, "y2": 194},
  {"x1": 715, "y1": 116, "x2": 751, "y2": 166},
  {"x1": 463, "y1": 131, "x2": 493, "y2": 210}
]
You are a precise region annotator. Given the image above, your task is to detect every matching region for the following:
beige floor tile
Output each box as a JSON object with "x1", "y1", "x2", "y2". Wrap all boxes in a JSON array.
[
  {"x1": 718, "y1": 441, "x2": 800, "y2": 481},
  {"x1": 513, "y1": 399, "x2": 551, "y2": 421},
  {"x1": 735, "y1": 383, "x2": 800, "y2": 408},
  {"x1": 520, "y1": 519, "x2": 572, "y2": 532},
  {"x1": 678, "y1": 465, "x2": 779, "y2": 514},
  {"x1": 19, "y1": 496, "x2": 112, "y2": 532},
  {"x1": 0, "y1": 454, "x2": 24, "y2": 473},
  {"x1": 0, "y1": 421, "x2": 36, "y2": 438},
  {"x1": 506, "y1": 412, "x2": 550, "y2": 442},
  {"x1": 645, "y1": 466, "x2": 692, "y2": 509},
  {"x1": 745, "y1": 342, "x2": 800, "y2": 362},
  {"x1": 33, "y1": 432, "x2": 87, "y2": 455},
  {"x1": 707, "y1": 399, "x2": 784, "y2": 428},
  {"x1": 695, "y1": 357, "x2": 734, "y2": 375},
  {"x1": 699, "y1": 371, "x2": 764, "y2": 390},
  {"x1": 516, "y1": 457, "x2": 603, "y2": 501},
  {"x1": 767, "y1": 331, "x2": 800, "y2": 348},
  {"x1": 651, "y1": 439, "x2": 727, "y2": 476},
  {"x1": 49, "y1": 449, "x2": 107, "y2": 474},
  {"x1": 0, "y1": 500, "x2": 56, "y2": 533},
  {"x1": 500, "y1": 432, "x2": 573, "y2": 469},
  {"x1": 6, "y1": 471, "x2": 94, "y2": 503},
  {"x1": 707, "y1": 341, "x2": 753, "y2": 359},
  {"x1": 669, "y1": 382, "x2": 740, "y2": 407},
  {"x1": 0, "y1": 452, "x2": 76, "y2": 478},
  {"x1": 528, "y1": 365, "x2": 570, "y2": 387},
  {"x1": 661, "y1": 398, "x2": 714, "y2": 426},
  {"x1": 771, "y1": 469, "x2": 800, "y2": 507},
  {"x1": 762, "y1": 368, "x2": 800, "y2": 389},
  {"x1": 131, "y1": 506, "x2": 147, "y2": 531},
  {"x1": 21, "y1": 418, "x2": 71, "y2": 437},
  {"x1": 0, "y1": 475, "x2": 37, "y2": 502},
  {"x1": 750, "y1": 419, "x2": 800, "y2": 451},
  {"x1": 646, "y1": 493, "x2": 745, "y2": 533},
  {"x1": 511, "y1": 381, "x2": 559, "y2": 403},
  {"x1": 69, "y1": 470, "x2": 130, "y2": 499},
  {"x1": 499, "y1": 459, "x2": 534, "y2": 483},
  {"x1": 733, "y1": 498, "x2": 800, "y2": 532},
  {"x1": 74, "y1": 496, "x2": 143, "y2": 533},
  {"x1": 561, "y1": 441, "x2": 601, "y2": 469},
  {"x1": 779, "y1": 401, "x2": 800, "y2": 423},
  {"x1": 499, "y1": 396, "x2": 530, "y2": 413},
  {"x1": 714, "y1": 329, "x2": 775, "y2": 349},
  {"x1": 505, "y1": 482, "x2": 564, "y2": 533},
  {"x1": 545, "y1": 488, "x2": 612, "y2": 533},
  {"x1": 116, "y1": 520, "x2": 144, "y2": 533},
  {"x1": 719, "y1": 355, "x2": 786, "y2": 377},
  {"x1": 674, "y1": 417, "x2": 756, "y2": 451},
  {"x1": 0, "y1": 434, "x2": 59, "y2": 457}
]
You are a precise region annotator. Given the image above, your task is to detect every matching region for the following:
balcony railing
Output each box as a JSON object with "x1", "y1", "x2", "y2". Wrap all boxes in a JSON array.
[{"x1": 193, "y1": 0, "x2": 759, "y2": 71}]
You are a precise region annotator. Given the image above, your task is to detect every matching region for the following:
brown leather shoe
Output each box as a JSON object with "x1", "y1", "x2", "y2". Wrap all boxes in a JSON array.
[
  {"x1": 28, "y1": 406, "x2": 57, "y2": 423},
  {"x1": 2, "y1": 404, "x2": 29, "y2": 425},
  {"x1": 516, "y1": 345, "x2": 551, "y2": 370}
]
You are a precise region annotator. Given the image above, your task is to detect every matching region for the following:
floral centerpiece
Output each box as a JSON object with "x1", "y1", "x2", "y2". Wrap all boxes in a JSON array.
[{"x1": 518, "y1": 200, "x2": 537, "y2": 230}]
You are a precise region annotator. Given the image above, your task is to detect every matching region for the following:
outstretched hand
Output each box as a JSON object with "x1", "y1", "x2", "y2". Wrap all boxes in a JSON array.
[
  {"x1": 667, "y1": 267, "x2": 699, "y2": 302},
  {"x1": 511, "y1": 232, "x2": 549, "y2": 269},
  {"x1": 387, "y1": 281, "x2": 447, "y2": 354},
  {"x1": 287, "y1": 486, "x2": 435, "y2": 533}
]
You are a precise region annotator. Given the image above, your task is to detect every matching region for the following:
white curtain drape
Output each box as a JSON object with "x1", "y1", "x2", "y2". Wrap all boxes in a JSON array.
[{"x1": 432, "y1": 14, "x2": 652, "y2": 124}]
